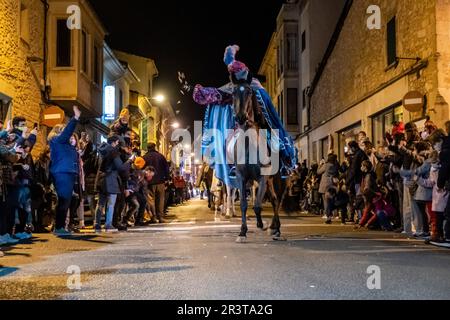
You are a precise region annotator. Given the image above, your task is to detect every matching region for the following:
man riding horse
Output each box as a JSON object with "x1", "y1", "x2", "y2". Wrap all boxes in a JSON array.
[{"x1": 190, "y1": 45, "x2": 297, "y2": 241}]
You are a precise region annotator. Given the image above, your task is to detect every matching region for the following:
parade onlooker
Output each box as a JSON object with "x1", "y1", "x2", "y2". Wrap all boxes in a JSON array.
[
  {"x1": 143, "y1": 143, "x2": 169, "y2": 223},
  {"x1": 317, "y1": 153, "x2": 339, "y2": 224},
  {"x1": 48, "y1": 106, "x2": 81, "y2": 236},
  {"x1": 95, "y1": 135, "x2": 134, "y2": 232}
]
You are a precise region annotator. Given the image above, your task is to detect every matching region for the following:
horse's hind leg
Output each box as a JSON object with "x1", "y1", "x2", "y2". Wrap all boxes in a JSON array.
[{"x1": 267, "y1": 177, "x2": 285, "y2": 240}]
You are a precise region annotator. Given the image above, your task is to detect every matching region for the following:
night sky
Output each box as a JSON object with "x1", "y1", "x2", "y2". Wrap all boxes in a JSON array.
[{"x1": 90, "y1": 0, "x2": 284, "y2": 128}]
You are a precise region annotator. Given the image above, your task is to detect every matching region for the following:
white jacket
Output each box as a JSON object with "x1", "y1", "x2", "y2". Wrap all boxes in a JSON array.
[{"x1": 418, "y1": 163, "x2": 449, "y2": 212}]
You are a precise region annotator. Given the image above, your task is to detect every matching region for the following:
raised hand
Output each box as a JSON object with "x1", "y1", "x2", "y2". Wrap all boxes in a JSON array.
[{"x1": 73, "y1": 105, "x2": 81, "y2": 120}]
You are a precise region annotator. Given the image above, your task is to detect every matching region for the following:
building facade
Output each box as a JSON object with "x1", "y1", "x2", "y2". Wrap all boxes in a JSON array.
[
  {"x1": 259, "y1": 0, "x2": 346, "y2": 162},
  {"x1": 0, "y1": 0, "x2": 109, "y2": 155},
  {"x1": 113, "y1": 50, "x2": 175, "y2": 155},
  {"x1": 306, "y1": 0, "x2": 450, "y2": 164},
  {"x1": 0, "y1": 0, "x2": 46, "y2": 156}
]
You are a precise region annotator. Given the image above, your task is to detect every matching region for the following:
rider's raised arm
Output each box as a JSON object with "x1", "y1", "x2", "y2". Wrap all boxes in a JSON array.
[{"x1": 192, "y1": 84, "x2": 231, "y2": 106}]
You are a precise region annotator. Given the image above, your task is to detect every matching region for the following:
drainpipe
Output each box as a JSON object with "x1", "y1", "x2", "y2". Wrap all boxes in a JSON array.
[{"x1": 40, "y1": 0, "x2": 50, "y2": 103}]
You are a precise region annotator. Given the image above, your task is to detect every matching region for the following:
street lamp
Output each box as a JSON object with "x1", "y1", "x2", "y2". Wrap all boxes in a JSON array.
[
  {"x1": 154, "y1": 94, "x2": 165, "y2": 103},
  {"x1": 171, "y1": 122, "x2": 180, "y2": 129}
]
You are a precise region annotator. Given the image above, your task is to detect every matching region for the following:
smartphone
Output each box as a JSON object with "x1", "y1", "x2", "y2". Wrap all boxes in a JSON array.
[{"x1": 33, "y1": 123, "x2": 38, "y2": 129}]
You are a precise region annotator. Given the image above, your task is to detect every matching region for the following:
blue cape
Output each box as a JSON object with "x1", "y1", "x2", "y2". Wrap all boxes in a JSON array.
[{"x1": 202, "y1": 87, "x2": 297, "y2": 188}]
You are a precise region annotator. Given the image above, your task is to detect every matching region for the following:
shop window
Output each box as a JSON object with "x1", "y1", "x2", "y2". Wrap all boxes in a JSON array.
[
  {"x1": 371, "y1": 104, "x2": 403, "y2": 147},
  {"x1": 56, "y1": 19, "x2": 71, "y2": 67},
  {"x1": 338, "y1": 122, "x2": 362, "y2": 161}
]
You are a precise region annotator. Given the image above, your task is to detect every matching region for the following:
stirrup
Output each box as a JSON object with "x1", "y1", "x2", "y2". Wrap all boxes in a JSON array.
[
  {"x1": 280, "y1": 167, "x2": 290, "y2": 179},
  {"x1": 229, "y1": 167, "x2": 237, "y2": 179}
]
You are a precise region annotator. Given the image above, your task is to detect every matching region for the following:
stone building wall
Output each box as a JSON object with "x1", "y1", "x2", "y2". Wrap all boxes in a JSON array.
[
  {"x1": 310, "y1": 0, "x2": 442, "y2": 129},
  {"x1": 0, "y1": 0, "x2": 46, "y2": 157}
]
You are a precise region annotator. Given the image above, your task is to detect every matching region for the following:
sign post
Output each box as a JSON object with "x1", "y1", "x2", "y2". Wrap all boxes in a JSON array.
[
  {"x1": 403, "y1": 91, "x2": 425, "y2": 113},
  {"x1": 42, "y1": 106, "x2": 65, "y2": 127}
]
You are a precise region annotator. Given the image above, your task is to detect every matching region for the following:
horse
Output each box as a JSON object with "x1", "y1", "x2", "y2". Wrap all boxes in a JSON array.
[{"x1": 230, "y1": 74, "x2": 285, "y2": 243}]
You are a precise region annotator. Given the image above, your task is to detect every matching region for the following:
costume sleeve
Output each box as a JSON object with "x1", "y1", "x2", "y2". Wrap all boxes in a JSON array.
[{"x1": 193, "y1": 85, "x2": 223, "y2": 105}]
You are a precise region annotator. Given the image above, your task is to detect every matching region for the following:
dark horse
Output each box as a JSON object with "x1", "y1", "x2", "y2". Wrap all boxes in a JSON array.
[{"x1": 231, "y1": 74, "x2": 285, "y2": 243}]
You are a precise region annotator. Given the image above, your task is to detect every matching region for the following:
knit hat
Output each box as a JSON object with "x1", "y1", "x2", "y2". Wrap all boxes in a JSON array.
[
  {"x1": 134, "y1": 157, "x2": 146, "y2": 170},
  {"x1": 120, "y1": 108, "x2": 130, "y2": 121}
]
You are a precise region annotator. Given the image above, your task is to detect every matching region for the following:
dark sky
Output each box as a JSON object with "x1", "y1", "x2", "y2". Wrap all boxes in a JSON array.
[{"x1": 90, "y1": 0, "x2": 284, "y2": 128}]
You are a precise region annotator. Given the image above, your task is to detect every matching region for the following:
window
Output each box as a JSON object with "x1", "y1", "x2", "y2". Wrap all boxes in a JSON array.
[
  {"x1": 93, "y1": 44, "x2": 100, "y2": 85},
  {"x1": 320, "y1": 137, "x2": 329, "y2": 161},
  {"x1": 387, "y1": 16, "x2": 397, "y2": 66},
  {"x1": 312, "y1": 141, "x2": 318, "y2": 163},
  {"x1": 20, "y1": 3, "x2": 30, "y2": 44},
  {"x1": 287, "y1": 88, "x2": 298, "y2": 125},
  {"x1": 56, "y1": 19, "x2": 71, "y2": 66},
  {"x1": 338, "y1": 122, "x2": 362, "y2": 161},
  {"x1": 371, "y1": 104, "x2": 403, "y2": 147},
  {"x1": 278, "y1": 40, "x2": 284, "y2": 76},
  {"x1": 0, "y1": 100, "x2": 11, "y2": 122},
  {"x1": 287, "y1": 33, "x2": 298, "y2": 70},
  {"x1": 301, "y1": 31, "x2": 306, "y2": 53},
  {"x1": 81, "y1": 30, "x2": 88, "y2": 73}
]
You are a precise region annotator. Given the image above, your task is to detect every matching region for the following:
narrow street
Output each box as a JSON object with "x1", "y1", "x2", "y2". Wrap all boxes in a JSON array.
[{"x1": 1, "y1": 198, "x2": 449, "y2": 300}]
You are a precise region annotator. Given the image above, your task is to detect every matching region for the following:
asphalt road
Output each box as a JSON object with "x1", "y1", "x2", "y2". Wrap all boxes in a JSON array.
[{"x1": 1, "y1": 198, "x2": 449, "y2": 300}]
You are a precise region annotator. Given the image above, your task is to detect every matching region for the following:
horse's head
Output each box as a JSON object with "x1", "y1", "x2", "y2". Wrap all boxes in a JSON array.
[{"x1": 231, "y1": 73, "x2": 254, "y2": 127}]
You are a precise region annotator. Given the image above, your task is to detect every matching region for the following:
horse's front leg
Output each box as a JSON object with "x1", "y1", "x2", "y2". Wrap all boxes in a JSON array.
[
  {"x1": 267, "y1": 177, "x2": 285, "y2": 241},
  {"x1": 254, "y1": 175, "x2": 268, "y2": 231},
  {"x1": 236, "y1": 179, "x2": 248, "y2": 243}
]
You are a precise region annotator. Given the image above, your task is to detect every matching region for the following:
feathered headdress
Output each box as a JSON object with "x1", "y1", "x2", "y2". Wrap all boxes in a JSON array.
[{"x1": 224, "y1": 45, "x2": 250, "y2": 81}]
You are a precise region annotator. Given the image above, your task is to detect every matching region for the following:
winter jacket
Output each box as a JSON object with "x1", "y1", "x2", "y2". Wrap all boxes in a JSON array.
[
  {"x1": 143, "y1": 150, "x2": 169, "y2": 185},
  {"x1": 97, "y1": 143, "x2": 131, "y2": 195},
  {"x1": 49, "y1": 118, "x2": 79, "y2": 175},
  {"x1": 347, "y1": 149, "x2": 369, "y2": 188},
  {"x1": 414, "y1": 159, "x2": 433, "y2": 202},
  {"x1": 419, "y1": 163, "x2": 449, "y2": 212},
  {"x1": 317, "y1": 162, "x2": 338, "y2": 194}
]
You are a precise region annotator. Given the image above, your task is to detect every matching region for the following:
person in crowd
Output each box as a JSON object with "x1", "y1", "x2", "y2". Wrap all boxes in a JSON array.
[
  {"x1": 79, "y1": 132, "x2": 97, "y2": 229},
  {"x1": 48, "y1": 106, "x2": 81, "y2": 236},
  {"x1": 417, "y1": 145, "x2": 448, "y2": 243},
  {"x1": 66, "y1": 133, "x2": 85, "y2": 232},
  {"x1": 11, "y1": 140, "x2": 35, "y2": 240},
  {"x1": 0, "y1": 135, "x2": 23, "y2": 245},
  {"x1": 326, "y1": 181, "x2": 350, "y2": 225},
  {"x1": 122, "y1": 157, "x2": 146, "y2": 227},
  {"x1": 110, "y1": 109, "x2": 130, "y2": 137},
  {"x1": 347, "y1": 140, "x2": 369, "y2": 223},
  {"x1": 173, "y1": 170, "x2": 186, "y2": 205},
  {"x1": 317, "y1": 153, "x2": 339, "y2": 224},
  {"x1": 143, "y1": 143, "x2": 169, "y2": 223},
  {"x1": 32, "y1": 146, "x2": 53, "y2": 233},
  {"x1": 437, "y1": 120, "x2": 450, "y2": 242},
  {"x1": 355, "y1": 160, "x2": 379, "y2": 229},
  {"x1": 95, "y1": 135, "x2": 134, "y2": 232}
]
